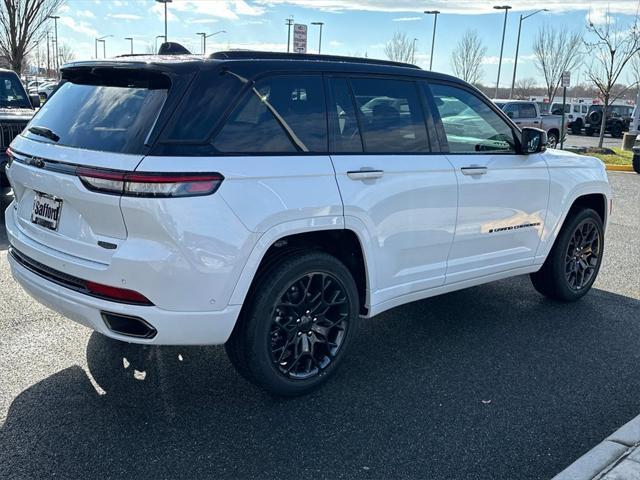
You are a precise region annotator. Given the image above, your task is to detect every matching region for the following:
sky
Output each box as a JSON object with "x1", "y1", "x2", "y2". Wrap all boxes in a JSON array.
[{"x1": 41, "y1": 0, "x2": 640, "y2": 88}]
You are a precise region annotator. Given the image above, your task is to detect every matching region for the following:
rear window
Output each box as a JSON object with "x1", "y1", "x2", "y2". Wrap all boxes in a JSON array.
[{"x1": 24, "y1": 76, "x2": 168, "y2": 154}]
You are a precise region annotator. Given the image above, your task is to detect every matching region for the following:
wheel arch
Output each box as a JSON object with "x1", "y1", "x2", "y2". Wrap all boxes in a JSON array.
[{"x1": 229, "y1": 223, "x2": 372, "y2": 316}]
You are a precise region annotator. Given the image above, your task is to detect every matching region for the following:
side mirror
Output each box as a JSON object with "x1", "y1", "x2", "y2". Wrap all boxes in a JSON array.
[
  {"x1": 521, "y1": 127, "x2": 547, "y2": 154},
  {"x1": 29, "y1": 94, "x2": 40, "y2": 108}
]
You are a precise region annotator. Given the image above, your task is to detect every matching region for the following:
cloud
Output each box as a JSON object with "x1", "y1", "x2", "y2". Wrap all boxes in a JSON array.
[
  {"x1": 392, "y1": 16, "x2": 421, "y2": 21},
  {"x1": 255, "y1": 0, "x2": 640, "y2": 15},
  {"x1": 75, "y1": 10, "x2": 95, "y2": 18},
  {"x1": 165, "y1": 0, "x2": 266, "y2": 21},
  {"x1": 329, "y1": 40, "x2": 343, "y2": 46},
  {"x1": 587, "y1": 7, "x2": 615, "y2": 26},
  {"x1": 108, "y1": 13, "x2": 143, "y2": 20},
  {"x1": 59, "y1": 16, "x2": 98, "y2": 38},
  {"x1": 187, "y1": 18, "x2": 220, "y2": 24}
]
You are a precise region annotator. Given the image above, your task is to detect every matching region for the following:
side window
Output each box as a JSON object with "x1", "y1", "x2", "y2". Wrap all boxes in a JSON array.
[
  {"x1": 582, "y1": 105, "x2": 588, "y2": 114},
  {"x1": 503, "y1": 103, "x2": 519, "y2": 119},
  {"x1": 213, "y1": 74, "x2": 327, "y2": 153},
  {"x1": 350, "y1": 78, "x2": 428, "y2": 153},
  {"x1": 429, "y1": 83, "x2": 516, "y2": 154},
  {"x1": 327, "y1": 78, "x2": 363, "y2": 153},
  {"x1": 574, "y1": 105, "x2": 580, "y2": 113},
  {"x1": 519, "y1": 103, "x2": 537, "y2": 118}
]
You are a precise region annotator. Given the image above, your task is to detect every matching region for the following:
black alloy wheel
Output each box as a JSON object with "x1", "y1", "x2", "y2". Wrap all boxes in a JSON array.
[
  {"x1": 270, "y1": 272, "x2": 349, "y2": 380},
  {"x1": 564, "y1": 218, "x2": 602, "y2": 291}
]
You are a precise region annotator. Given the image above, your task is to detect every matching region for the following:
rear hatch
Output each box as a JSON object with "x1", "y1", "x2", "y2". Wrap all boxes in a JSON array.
[{"x1": 6, "y1": 62, "x2": 192, "y2": 264}]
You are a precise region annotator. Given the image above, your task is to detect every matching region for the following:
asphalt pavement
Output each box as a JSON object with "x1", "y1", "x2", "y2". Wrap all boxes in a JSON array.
[
  {"x1": 0, "y1": 173, "x2": 639, "y2": 480},
  {"x1": 564, "y1": 132, "x2": 621, "y2": 150}
]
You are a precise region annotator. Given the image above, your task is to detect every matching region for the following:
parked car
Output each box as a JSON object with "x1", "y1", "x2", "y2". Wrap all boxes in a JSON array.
[
  {"x1": 551, "y1": 101, "x2": 589, "y2": 135},
  {"x1": 28, "y1": 81, "x2": 57, "y2": 100},
  {"x1": 584, "y1": 104, "x2": 633, "y2": 138},
  {"x1": 0, "y1": 68, "x2": 39, "y2": 188},
  {"x1": 494, "y1": 99, "x2": 566, "y2": 148},
  {"x1": 4, "y1": 50, "x2": 611, "y2": 396}
]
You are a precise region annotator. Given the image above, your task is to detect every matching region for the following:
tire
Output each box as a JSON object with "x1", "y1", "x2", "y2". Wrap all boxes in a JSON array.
[
  {"x1": 225, "y1": 250, "x2": 360, "y2": 396},
  {"x1": 633, "y1": 152, "x2": 640, "y2": 174},
  {"x1": 547, "y1": 131, "x2": 558, "y2": 149},
  {"x1": 611, "y1": 123, "x2": 624, "y2": 139},
  {"x1": 571, "y1": 119, "x2": 583, "y2": 135},
  {"x1": 585, "y1": 127, "x2": 594, "y2": 136},
  {"x1": 530, "y1": 208, "x2": 604, "y2": 302}
]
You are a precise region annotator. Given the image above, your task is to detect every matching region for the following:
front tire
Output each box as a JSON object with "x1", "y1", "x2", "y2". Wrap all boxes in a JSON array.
[
  {"x1": 226, "y1": 251, "x2": 360, "y2": 396},
  {"x1": 547, "y1": 131, "x2": 558, "y2": 149},
  {"x1": 530, "y1": 208, "x2": 604, "y2": 302}
]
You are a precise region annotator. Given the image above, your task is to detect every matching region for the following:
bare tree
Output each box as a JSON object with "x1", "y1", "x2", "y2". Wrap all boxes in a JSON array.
[
  {"x1": 145, "y1": 43, "x2": 156, "y2": 55},
  {"x1": 450, "y1": 30, "x2": 486, "y2": 85},
  {"x1": 629, "y1": 54, "x2": 640, "y2": 98},
  {"x1": 585, "y1": 8, "x2": 640, "y2": 147},
  {"x1": 384, "y1": 31, "x2": 413, "y2": 63},
  {"x1": 514, "y1": 77, "x2": 536, "y2": 100},
  {"x1": 532, "y1": 26, "x2": 583, "y2": 105},
  {"x1": 0, "y1": 0, "x2": 64, "y2": 74},
  {"x1": 57, "y1": 42, "x2": 74, "y2": 65}
]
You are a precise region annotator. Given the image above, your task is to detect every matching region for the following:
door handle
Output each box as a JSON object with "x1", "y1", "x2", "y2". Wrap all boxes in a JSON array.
[
  {"x1": 461, "y1": 165, "x2": 488, "y2": 176},
  {"x1": 347, "y1": 169, "x2": 384, "y2": 180}
]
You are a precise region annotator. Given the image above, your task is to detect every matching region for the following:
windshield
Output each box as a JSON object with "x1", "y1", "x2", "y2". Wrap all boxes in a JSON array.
[
  {"x1": 0, "y1": 72, "x2": 31, "y2": 109},
  {"x1": 24, "y1": 79, "x2": 168, "y2": 154}
]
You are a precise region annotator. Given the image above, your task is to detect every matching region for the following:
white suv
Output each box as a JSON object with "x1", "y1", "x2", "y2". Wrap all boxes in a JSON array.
[{"x1": 4, "y1": 51, "x2": 611, "y2": 396}]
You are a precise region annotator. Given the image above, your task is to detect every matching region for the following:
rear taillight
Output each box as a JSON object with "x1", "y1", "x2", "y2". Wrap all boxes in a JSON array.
[{"x1": 76, "y1": 167, "x2": 223, "y2": 198}]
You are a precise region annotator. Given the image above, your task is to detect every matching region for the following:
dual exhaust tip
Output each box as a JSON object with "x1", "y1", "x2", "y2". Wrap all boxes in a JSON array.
[{"x1": 101, "y1": 312, "x2": 157, "y2": 339}]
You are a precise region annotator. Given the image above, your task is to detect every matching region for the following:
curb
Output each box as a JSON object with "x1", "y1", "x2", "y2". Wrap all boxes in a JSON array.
[
  {"x1": 605, "y1": 164, "x2": 635, "y2": 172},
  {"x1": 552, "y1": 415, "x2": 640, "y2": 480}
]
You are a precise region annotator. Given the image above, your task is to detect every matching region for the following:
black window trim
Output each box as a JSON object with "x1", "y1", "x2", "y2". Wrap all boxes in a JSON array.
[{"x1": 424, "y1": 79, "x2": 524, "y2": 155}]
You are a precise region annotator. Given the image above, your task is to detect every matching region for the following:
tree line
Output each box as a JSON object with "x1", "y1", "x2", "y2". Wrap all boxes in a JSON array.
[{"x1": 385, "y1": 8, "x2": 640, "y2": 147}]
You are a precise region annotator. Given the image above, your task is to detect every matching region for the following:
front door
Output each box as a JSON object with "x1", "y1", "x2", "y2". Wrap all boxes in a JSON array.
[{"x1": 426, "y1": 82, "x2": 550, "y2": 284}]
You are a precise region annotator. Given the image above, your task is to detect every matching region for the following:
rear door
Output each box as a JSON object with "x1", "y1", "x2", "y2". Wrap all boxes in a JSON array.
[
  {"x1": 6, "y1": 69, "x2": 175, "y2": 264},
  {"x1": 328, "y1": 76, "x2": 458, "y2": 308},
  {"x1": 426, "y1": 82, "x2": 549, "y2": 284}
]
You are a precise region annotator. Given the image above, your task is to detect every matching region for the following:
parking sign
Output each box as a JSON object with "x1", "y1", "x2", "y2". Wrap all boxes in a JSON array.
[
  {"x1": 293, "y1": 24, "x2": 307, "y2": 53},
  {"x1": 561, "y1": 71, "x2": 571, "y2": 88}
]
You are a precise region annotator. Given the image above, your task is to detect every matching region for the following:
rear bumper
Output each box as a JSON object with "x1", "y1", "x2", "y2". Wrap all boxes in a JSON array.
[{"x1": 8, "y1": 250, "x2": 240, "y2": 345}]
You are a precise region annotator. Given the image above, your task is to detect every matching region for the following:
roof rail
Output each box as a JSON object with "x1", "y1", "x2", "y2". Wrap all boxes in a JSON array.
[{"x1": 209, "y1": 51, "x2": 421, "y2": 69}]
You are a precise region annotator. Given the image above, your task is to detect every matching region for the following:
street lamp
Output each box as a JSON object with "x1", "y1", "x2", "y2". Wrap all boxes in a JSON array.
[
  {"x1": 411, "y1": 37, "x2": 418, "y2": 64},
  {"x1": 95, "y1": 34, "x2": 112, "y2": 59},
  {"x1": 47, "y1": 15, "x2": 59, "y2": 75},
  {"x1": 196, "y1": 30, "x2": 226, "y2": 56},
  {"x1": 424, "y1": 10, "x2": 440, "y2": 71},
  {"x1": 285, "y1": 16, "x2": 294, "y2": 53},
  {"x1": 509, "y1": 9, "x2": 548, "y2": 99},
  {"x1": 311, "y1": 22, "x2": 324, "y2": 54},
  {"x1": 155, "y1": 0, "x2": 172, "y2": 42},
  {"x1": 125, "y1": 37, "x2": 134, "y2": 55},
  {"x1": 493, "y1": 5, "x2": 512, "y2": 99},
  {"x1": 155, "y1": 35, "x2": 166, "y2": 53}
]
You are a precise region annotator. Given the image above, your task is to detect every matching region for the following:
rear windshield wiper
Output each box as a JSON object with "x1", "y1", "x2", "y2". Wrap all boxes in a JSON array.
[{"x1": 28, "y1": 126, "x2": 60, "y2": 142}]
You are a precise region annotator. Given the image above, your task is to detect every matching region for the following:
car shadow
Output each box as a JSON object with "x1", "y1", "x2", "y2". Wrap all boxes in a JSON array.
[{"x1": 1, "y1": 277, "x2": 639, "y2": 479}]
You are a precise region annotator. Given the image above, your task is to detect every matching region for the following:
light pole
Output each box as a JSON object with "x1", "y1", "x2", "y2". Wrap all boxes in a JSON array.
[
  {"x1": 285, "y1": 16, "x2": 294, "y2": 53},
  {"x1": 155, "y1": 35, "x2": 166, "y2": 53},
  {"x1": 196, "y1": 30, "x2": 226, "y2": 56},
  {"x1": 46, "y1": 32, "x2": 50, "y2": 75},
  {"x1": 95, "y1": 35, "x2": 112, "y2": 59},
  {"x1": 493, "y1": 5, "x2": 512, "y2": 99},
  {"x1": 509, "y1": 9, "x2": 548, "y2": 99},
  {"x1": 125, "y1": 37, "x2": 134, "y2": 54},
  {"x1": 411, "y1": 37, "x2": 418, "y2": 64},
  {"x1": 311, "y1": 22, "x2": 324, "y2": 54},
  {"x1": 48, "y1": 15, "x2": 59, "y2": 75},
  {"x1": 424, "y1": 10, "x2": 440, "y2": 70},
  {"x1": 155, "y1": 0, "x2": 172, "y2": 42}
]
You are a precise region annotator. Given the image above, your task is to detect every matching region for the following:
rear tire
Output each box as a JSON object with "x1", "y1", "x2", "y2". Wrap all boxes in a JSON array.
[
  {"x1": 571, "y1": 119, "x2": 583, "y2": 135},
  {"x1": 530, "y1": 208, "x2": 604, "y2": 302},
  {"x1": 226, "y1": 251, "x2": 360, "y2": 396},
  {"x1": 611, "y1": 123, "x2": 624, "y2": 139},
  {"x1": 547, "y1": 131, "x2": 558, "y2": 149},
  {"x1": 633, "y1": 152, "x2": 640, "y2": 174},
  {"x1": 585, "y1": 127, "x2": 594, "y2": 136}
]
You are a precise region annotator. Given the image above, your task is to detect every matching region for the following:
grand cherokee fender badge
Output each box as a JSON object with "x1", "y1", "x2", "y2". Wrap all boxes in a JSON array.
[{"x1": 489, "y1": 222, "x2": 541, "y2": 233}]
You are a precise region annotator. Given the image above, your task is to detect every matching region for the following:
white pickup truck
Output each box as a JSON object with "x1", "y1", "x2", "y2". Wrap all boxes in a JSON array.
[{"x1": 494, "y1": 100, "x2": 567, "y2": 148}]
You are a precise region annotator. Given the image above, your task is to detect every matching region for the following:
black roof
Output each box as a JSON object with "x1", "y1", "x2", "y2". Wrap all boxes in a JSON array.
[{"x1": 62, "y1": 50, "x2": 465, "y2": 86}]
